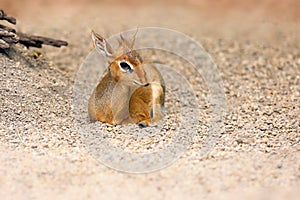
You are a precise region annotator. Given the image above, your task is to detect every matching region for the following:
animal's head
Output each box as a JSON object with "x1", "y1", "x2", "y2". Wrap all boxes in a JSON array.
[{"x1": 92, "y1": 30, "x2": 148, "y2": 86}]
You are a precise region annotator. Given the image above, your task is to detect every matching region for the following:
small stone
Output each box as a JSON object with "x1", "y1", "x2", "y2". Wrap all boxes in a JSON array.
[
  {"x1": 236, "y1": 138, "x2": 245, "y2": 144},
  {"x1": 277, "y1": 163, "x2": 283, "y2": 169},
  {"x1": 259, "y1": 127, "x2": 267, "y2": 131}
]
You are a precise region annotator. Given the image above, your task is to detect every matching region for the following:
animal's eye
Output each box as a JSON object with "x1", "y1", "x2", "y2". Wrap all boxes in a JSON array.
[{"x1": 118, "y1": 61, "x2": 133, "y2": 72}]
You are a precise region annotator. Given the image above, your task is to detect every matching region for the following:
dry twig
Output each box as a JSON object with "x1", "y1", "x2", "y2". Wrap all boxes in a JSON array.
[{"x1": 0, "y1": 9, "x2": 68, "y2": 50}]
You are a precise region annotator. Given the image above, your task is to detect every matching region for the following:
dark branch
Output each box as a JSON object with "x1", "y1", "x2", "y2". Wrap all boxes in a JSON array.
[
  {"x1": 0, "y1": 9, "x2": 16, "y2": 24},
  {"x1": 0, "y1": 24, "x2": 16, "y2": 33},
  {"x1": 0, "y1": 9, "x2": 68, "y2": 51},
  {"x1": 17, "y1": 33, "x2": 68, "y2": 48}
]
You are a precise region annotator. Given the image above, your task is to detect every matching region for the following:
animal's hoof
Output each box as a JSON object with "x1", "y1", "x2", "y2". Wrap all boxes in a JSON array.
[{"x1": 138, "y1": 121, "x2": 148, "y2": 128}]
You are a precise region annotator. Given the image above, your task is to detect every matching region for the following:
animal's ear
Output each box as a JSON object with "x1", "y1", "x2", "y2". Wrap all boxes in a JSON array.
[
  {"x1": 129, "y1": 28, "x2": 138, "y2": 49},
  {"x1": 119, "y1": 29, "x2": 138, "y2": 50},
  {"x1": 119, "y1": 34, "x2": 131, "y2": 53},
  {"x1": 91, "y1": 30, "x2": 114, "y2": 58}
]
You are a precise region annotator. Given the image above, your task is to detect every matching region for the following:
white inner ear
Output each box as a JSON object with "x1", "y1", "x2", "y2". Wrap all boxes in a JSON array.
[
  {"x1": 92, "y1": 34, "x2": 113, "y2": 57},
  {"x1": 101, "y1": 40, "x2": 113, "y2": 57},
  {"x1": 118, "y1": 60, "x2": 134, "y2": 72}
]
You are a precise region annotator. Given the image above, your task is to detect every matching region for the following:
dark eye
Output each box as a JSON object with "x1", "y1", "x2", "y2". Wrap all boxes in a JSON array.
[{"x1": 119, "y1": 61, "x2": 133, "y2": 72}]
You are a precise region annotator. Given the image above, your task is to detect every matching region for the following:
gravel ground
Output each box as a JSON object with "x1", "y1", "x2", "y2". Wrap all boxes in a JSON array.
[{"x1": 0, "y1": 2, "x2": 299, "y2": 200}]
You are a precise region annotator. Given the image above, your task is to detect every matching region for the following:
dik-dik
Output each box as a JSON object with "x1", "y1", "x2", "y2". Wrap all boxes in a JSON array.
[{"x1": 88, "y1": 31, "x2": 165, "y2": 127}]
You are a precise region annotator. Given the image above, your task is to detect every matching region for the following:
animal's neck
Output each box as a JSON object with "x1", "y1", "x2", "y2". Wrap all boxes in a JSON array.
[{"x1": 106, "y1": 72, "x2": 132, "y2": 95}]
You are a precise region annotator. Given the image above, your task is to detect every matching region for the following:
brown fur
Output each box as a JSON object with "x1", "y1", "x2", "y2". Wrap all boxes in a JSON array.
[
  {"x1": 88, "y1": 31, "x2": 165, "y2": 126},
  {"x1": 129, "y1": 83, "x2": 164, "y2": 126}
]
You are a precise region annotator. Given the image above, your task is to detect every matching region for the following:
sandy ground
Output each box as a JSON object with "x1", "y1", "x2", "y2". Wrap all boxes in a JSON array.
[{"x1": 0, "y1": 1, "x2": 299, "y2": 200}]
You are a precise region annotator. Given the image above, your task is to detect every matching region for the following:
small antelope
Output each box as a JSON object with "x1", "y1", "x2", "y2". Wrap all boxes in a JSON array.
[{"x1": 88, "y1": 31, "x2": 165, "y2": 127}]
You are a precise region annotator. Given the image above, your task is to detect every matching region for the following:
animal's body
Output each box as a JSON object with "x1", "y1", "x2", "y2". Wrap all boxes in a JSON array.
[{"x1": 88, "y1": 31, "x2": 165, "y2": 126}]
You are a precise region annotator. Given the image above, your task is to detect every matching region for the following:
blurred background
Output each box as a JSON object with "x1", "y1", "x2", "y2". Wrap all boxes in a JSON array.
[
  {"x1": 2, "y1": 0, "x2": 300, "y2": 23},
  {"x1": 1, "y1": 0, "x2": 300, "y2": 22},
  {"x1": 2, "y1": 0, "x2": 299, "y2": 42}
]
